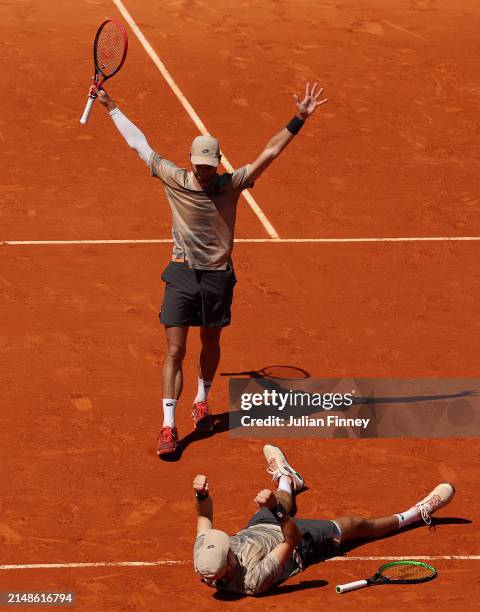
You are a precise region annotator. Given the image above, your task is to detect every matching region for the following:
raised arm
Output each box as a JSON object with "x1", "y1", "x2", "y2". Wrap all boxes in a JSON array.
[
  {"x1": 254, "y1": 489, "x2": 301, "y2": 567},
  {"x1": 193, "y1": 474, "x2": 213, "y2": 535},
  {"x1": 248, "y1": 82, "x2": 327, "y2": 183},
  {"x1": 96, "y1": 89, "x2": 154, "y2": 164}
]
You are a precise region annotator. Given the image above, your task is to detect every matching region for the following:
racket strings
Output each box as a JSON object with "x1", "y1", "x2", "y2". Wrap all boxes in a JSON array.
[
  {"x1": 381, "y1": 563, "x2": 434, "y2": 582},
  {"x1": 261, "y1": 366, "x2": 309, "y2": 380},
  {"x1": 95, "y1": 21, "x2": 125, "y2": 77}
]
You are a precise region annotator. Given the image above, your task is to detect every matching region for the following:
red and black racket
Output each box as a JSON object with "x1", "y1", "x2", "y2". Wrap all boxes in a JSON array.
[{"x1": 80, "y1": 19, "x2": 128, "y2": 125}]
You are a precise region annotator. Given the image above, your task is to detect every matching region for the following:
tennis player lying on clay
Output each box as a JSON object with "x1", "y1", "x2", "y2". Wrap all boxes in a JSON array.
[{"x1": 193, "y1": 445, "x2": 454, "y2": 596}]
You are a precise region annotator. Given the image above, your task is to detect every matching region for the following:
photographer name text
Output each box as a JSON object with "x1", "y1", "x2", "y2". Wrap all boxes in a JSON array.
[{"x1": 240, "y1": 415, "x2": 370, "y2": 429}]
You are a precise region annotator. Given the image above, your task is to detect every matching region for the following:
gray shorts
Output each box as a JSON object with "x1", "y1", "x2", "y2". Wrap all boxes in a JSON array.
[
  {"x1": 160, "y1": 261, "x2": 236, "y2": 327},
  {"x1": 247, "y1": 508, "x2": 341, "y2": 564}
]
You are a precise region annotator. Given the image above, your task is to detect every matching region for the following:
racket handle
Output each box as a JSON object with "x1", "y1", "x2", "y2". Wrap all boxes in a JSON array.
[
  {"x1": 336, "y1": 579, "x2": 369, "y2": 594},
  {"x1": 80, "y1": 95, "x2": 96, "y2": 125}
]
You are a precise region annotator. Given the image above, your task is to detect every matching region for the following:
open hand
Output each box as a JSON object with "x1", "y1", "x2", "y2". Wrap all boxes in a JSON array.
[
  {"x1": 255, "y1": 489, "x2": 277, "y2": 509},
  {"x1": 294, "y1": 82, "x2": 327, "y2": 120},
  {"x1": 193, "y1": 474, "x2": 209, "y2": 496}
]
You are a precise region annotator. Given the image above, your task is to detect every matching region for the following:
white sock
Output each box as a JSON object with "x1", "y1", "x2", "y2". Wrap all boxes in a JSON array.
[
  {"x1": 396, "y1": 506, "x2": 420, "y2": 529},
  {"x1": 162, "y1": 399, "x2": 177, "y2": 428},
  {"x1": 194, "y1": 378, "x2": 212, "y2": 403},
  {"x1": 278, "y1": 475, "x2": 293, "y2": 495}
]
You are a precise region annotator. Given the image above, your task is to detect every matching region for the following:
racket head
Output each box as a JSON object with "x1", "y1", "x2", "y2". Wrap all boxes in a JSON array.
[
  {"x1": 258, "y1": 365, "x2": 310, "y2": 380},
  {"x1": 93, "y1": 18, "x2": 128, "y2": 82},
  {"x1": 377, "y1": 560, "x2": 437, "y2": 584}
]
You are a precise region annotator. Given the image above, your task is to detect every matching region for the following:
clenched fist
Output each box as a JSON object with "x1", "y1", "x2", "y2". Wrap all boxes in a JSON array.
[
  {"x1": 193, "y1": 474, "x2": 209, "y2": 495},
  {"x1": 254, "y1": 489, "x2": 277, "y2": 509}
]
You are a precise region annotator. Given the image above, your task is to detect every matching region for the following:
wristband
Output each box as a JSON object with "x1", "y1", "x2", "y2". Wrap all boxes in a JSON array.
[
  {"x1": 286, "y1": 116, "x2": 305, "y2": 135},
  {"x1": 195, "y1": 490, "x2": 209, "y2": 501},
  {"x1": 270, "y1": 502, "x2": 288, "y2": 524}
]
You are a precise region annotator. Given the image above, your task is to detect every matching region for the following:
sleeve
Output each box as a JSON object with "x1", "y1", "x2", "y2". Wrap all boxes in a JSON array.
[
  {"x1": 244, "y1": 551, "x2": 282, "y2": 595},
  {"x1": 149, "y1": 152, "x2": 181, "y2": 183},
  {"x1": 193, "y1": 534, "x2": 205, "y2": 572},
  {"x1": 109, "y1": 107, "x2": 154, "y2": 164},
  {"x1": 231, "y1": 164, "x2": 254, "y2": 191}
]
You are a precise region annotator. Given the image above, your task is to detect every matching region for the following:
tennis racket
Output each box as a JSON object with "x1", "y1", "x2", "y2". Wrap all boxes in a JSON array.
[
  {"x1": 336, "y1": 560, "x2": 437, "y2": 594},
  {"x1": 80, "y1": 19, "x2": 128, "y2": 125}
]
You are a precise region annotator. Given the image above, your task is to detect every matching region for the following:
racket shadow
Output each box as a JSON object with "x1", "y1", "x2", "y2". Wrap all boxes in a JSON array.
[{"x1": 220, "y1": 364, "x2": 311, "y2": 380}]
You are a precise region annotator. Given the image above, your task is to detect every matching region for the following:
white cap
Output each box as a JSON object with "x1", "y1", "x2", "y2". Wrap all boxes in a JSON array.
[{"x1": 194, "y1": 529, "x2": 230, "y2": 580}]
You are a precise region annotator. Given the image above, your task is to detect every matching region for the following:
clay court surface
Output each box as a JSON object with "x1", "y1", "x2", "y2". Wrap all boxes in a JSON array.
[{"x1": 1, "y1": 0, "x2": 479, "y2": 609}]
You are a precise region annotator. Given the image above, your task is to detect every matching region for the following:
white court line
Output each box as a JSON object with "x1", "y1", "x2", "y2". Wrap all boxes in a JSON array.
[
  {"x1": 1, "y1": 556, "x2": 478, "y2": 570},
  {"x1": 2, "y1": 236, "x2": 480, "y2": 246},
  {"x1": 111, "y1": 0, "x2": 279, "y2": 240},
  {"x1": 0, "y1": 561, "x2": 186, "y2": 570}
]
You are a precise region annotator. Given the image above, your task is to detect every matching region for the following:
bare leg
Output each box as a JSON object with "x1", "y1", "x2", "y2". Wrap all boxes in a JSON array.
[
  {"x1": 333, "y1": 514, "x2": 400, "y2": 543},
  {"x1": 198, "y1": 327, "x2": 222, "y2": 381},
  {"x1": 162, "y1": 326, "x2": 189, "y2": 399},
  {"x1": 333, "y1": 482, "x2": 455, "y2": 543}
]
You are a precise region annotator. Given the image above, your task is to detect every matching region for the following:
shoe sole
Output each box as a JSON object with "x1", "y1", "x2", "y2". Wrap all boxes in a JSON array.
[
  {"x1": 263, "y1": 444, "x2": 305, "y2": 491},
  {"x1": 156, "y1": 445, "x2": 178, "y2": 456},
  {"x1": 439, "y1": 482, "x2": 455, "y2": 504},
  {"x1": 421, "y1": 482, "x2": 456, "y2": 507}
]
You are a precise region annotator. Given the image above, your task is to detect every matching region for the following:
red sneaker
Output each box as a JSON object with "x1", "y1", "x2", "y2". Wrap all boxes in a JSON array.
[
  {"x1": 156, "y1": 426, "x2": 178, "y2": 456},
  {"x1": 192, "y1": 401, "x2": 214, "y2": 432}
]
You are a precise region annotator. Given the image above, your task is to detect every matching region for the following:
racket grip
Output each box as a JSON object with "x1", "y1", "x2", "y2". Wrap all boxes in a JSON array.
[
  {"x1": 336, "y1": 579, "x2": 369, "y2": 594},
  {"x1": 80, "y1": 96, "x2": 96, "y2": 125}
]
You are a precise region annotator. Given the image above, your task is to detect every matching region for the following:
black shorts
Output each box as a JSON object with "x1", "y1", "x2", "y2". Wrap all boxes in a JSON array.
[
  {"x1": 159, "y1": 261, "x2": 237, "y2": 328},
  {"x1": 247, "y1": 508, "x2": 341, "y2": 565}
]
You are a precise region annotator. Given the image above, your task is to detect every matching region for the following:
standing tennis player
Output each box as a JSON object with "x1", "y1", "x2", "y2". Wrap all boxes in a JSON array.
[
  {"x1": 96, "y1": 83, "x2": 327, "y2": 455},
  {"x1": 192, "y1": 444, "x2": 455, "y2": 595}
]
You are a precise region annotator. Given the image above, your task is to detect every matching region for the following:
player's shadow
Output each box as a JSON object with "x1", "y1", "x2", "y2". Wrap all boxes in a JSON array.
[
  {"x1": 224, "y1": 374, "x2": 477, "y2": 442},
  {"x1": 158, "y1": 364, "x2": 311, "y2": 461},
  {"x1": 157, "y1": 428, "x2": 217, "y2": 462},
  {"x1": 157, "y1": 364, "x2": 476, "y2": 461},
  {"x1": 260, "y1": 579, "x2": 329, "y2": 596},
  {"x1": 212, "y1": 579, "x2": 328, "y2": 600},
  {"x1": 339, "y1": 516, "x2": 472, "y2": 555}
]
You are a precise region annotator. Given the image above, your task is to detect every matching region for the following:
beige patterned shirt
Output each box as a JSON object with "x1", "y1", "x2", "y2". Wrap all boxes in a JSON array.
[{"x1": 150, "y1": 154, "x2": 253, "y2": 270}]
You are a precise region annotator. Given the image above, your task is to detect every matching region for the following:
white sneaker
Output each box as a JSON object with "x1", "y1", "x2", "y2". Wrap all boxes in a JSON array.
[
  {"x1": 263, "y1": 444, "x2": 305, "y2": 492},
  {"x1": 416, "y1": 483, "x2": 455, "y2": 525}
]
